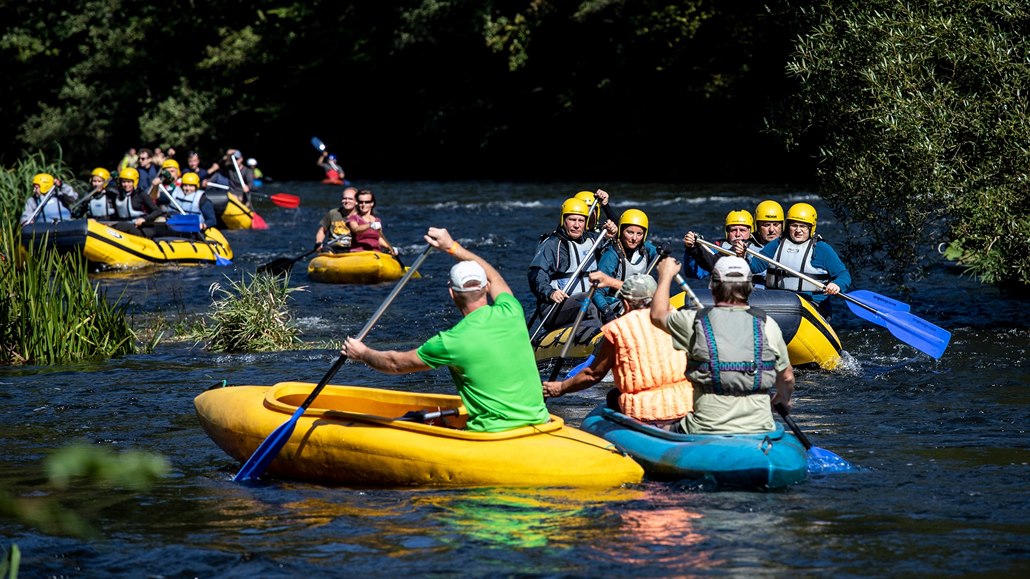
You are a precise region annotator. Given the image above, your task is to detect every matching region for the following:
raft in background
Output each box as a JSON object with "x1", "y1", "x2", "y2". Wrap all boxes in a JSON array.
[
  {"x1": 307, "y1": 250, "x2": 411, "y2": 284},
  {"x1": 194, "y1": 382, "x2": 644, "y2": 487},
  {"x1": 21, "y1": 219, "x2": 232, "y2": 269},
  {"x1": 206, "y1": 189, "x2": 255, "y2": 230},
  {"x1": 533, "y1": 281, "x2": 842, "y2": 371},
  {"x1": 580, "y1": 405, "x2": 808, "y2": 490}
]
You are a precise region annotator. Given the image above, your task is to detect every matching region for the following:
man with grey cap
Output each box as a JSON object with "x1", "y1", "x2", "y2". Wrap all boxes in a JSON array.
[
  {"x1": 543, "y1": 273, "x2": 693, "y2": 426},
  {"x1": 651, "y1": 255, "x2": 795, "y2": 434},
  {"x1": 343, "y1": 227, "x2": 549, "y2": 433}
]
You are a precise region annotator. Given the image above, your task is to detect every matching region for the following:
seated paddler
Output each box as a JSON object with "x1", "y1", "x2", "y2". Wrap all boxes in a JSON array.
[
  {"x1": 543, "y1": 273, "x2": 693, "y2": 428},
  {"x1": 342, "y1": 227, "x2": 550, "y2": 433}
]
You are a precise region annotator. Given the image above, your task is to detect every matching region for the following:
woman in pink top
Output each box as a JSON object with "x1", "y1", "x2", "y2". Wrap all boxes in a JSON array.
[{"x1": 347, "y1": 189, "x2": 397, "y2": 255}]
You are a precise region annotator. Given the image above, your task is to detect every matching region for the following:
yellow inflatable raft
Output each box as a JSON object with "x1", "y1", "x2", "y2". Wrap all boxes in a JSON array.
[
  {"x1": 21, "y1": 219, "x2": 232, "y2": 269},
  {"x1": 307, "y1": 250, "x2": 408, "y2": 284},
  {"x1": 194, "y1": 382, "x2": 644, "y2": 487},
  {"x1": 534, "y1": 285, "x2": 842, "y2": 371},
  {"x1": 206, "y1": 190, "x2": 254, "y2": 229}
]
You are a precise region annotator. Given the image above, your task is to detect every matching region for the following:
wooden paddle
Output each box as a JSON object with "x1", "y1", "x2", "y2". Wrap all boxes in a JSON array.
[
  {"x1": 695, "y1": 238, "x2": 951, "y2": 359},
  {"x1": 234, "y1": 244, "x2": 434, "y2": 482}
]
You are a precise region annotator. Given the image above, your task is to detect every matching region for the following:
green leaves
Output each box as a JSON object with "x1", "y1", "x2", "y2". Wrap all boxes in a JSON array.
[{"x1": 191, "y1": 272, "x2": 304, "y2": 353}]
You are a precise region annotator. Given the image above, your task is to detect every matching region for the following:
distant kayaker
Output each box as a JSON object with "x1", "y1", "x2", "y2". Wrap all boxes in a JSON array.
[
  {"x1": 651, "y1": 256, "x2": 796, "y2": 434},
  {"x1": 682, "y1": 209, "x2": 765, "y2": 286},
  {"x1": 318, "y1": 151, "x2": 345, "y2": 183},
  {"x1": 753, "y1": 199, "x2": 785, "y2": 247},
  {"x1": 528, "y1": 196, "x2": 617, "y2": 331},
  {"x1": 346, "y1": 189, "x2": 397, "y2": 255},
  {"x1": 589, "y1": 208, "x2": 661, "y2": 322},
  {"x1": 744, "y1": 202, "x2": 851, "y2": 319},
  {"x1": 342, "y1": 227, "x2": 551, "y2": 433},
  {"x1": 543, "y1": 273, "x2": 693, "y2": 427},
  {"x1": 314, "y1": 186, "x2": 358, "y2": 253}
]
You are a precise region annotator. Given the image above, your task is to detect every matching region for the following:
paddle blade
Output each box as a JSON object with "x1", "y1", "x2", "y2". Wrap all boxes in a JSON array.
[
  {"x1": 311, "y1": 137, "x2": 325, "y2": 152},
  {"x1": 257, "y1": 257, "x2": 295, "y2": 276},
  {"x1": 563, "y1": 354, "x2": 595, "y2": 380},
  {"x1": 251, "y1": 211, "x2": 269, "y2": 230},
  {"x1": 215, "y1": 254, "x2": 233, "y2": 267},
  {"x1": 269, "y1": 193, "x2": 300, "y2": 208},
  {"x1": 806, "y1": 446, "x2": 855, "y2": 474},
  {"x1": 167, "y1": 214, "x2": 202, "y2": 233},
  {"x1": 234, "y1": 408, "x2": 303, "y2": 481},
  {"x1": 846, "y1": 290, "x2": 910, "y2": 312},
  {"x1": 883, "y1": 311, "x2": 951, "y2": 359}
]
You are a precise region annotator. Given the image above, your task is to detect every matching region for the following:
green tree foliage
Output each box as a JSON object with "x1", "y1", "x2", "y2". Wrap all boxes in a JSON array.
[{"x1": 773, "y1": 0, "x2": 1030, "y2": 286}]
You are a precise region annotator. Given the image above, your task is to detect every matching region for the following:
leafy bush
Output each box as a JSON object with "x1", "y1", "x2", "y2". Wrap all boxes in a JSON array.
[
  {"x1": 192, "y1": 272, "x2": 304, "y2": 352},
  {"x1": 774, "y1": 0, "x2": 1030, "y2": 287}
]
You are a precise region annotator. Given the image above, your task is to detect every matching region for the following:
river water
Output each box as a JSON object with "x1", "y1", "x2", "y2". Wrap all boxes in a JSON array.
[{"x1": 2, "y1": 181, "x2": 1028, "y2": 577}]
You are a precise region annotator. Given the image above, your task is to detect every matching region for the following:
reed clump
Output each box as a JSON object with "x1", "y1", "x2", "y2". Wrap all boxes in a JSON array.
[{"x1": 191, "y1": 272, "x2": 304, "y2": 352}]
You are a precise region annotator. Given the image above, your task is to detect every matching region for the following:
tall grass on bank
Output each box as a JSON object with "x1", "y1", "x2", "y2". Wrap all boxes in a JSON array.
[
  {"x1": 192, "y1": 272, "x2": 304, "y2": 353},
  {"x1": 0, "y1": 149, "x2": 84, "y2": 227},
  {"x1": 0, "y1": 224, "x2": 136, "y2": 366}
]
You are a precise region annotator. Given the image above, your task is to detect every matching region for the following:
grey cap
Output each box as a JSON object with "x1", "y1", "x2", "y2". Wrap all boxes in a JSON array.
[{"x1": 616, "y1": 274, "x2": 657, "y2": 302}]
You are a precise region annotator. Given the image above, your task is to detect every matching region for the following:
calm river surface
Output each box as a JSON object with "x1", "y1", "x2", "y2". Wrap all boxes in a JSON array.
[{"x1": 2, "y1": 180, "x2": 1028, "y2": 577}]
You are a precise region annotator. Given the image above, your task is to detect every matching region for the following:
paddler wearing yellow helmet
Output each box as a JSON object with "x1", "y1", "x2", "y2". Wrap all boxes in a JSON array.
[
  {"x1": 588, "y1": 208, "x2": 663, "y2": 322},
  {"x1": 527, "y1": 195, "x2": 617, "y2": 332},
  {"x1": 682, "y1": 209, "x2": 765, "y2": 286},
  {"x1": 745, "y1": 202, "x2": 852, "y2": 319}
]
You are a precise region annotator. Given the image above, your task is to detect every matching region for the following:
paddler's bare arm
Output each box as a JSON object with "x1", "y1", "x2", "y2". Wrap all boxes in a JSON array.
[{"x1": 342, "y1": 337, "x2": 431, "y2": 374}]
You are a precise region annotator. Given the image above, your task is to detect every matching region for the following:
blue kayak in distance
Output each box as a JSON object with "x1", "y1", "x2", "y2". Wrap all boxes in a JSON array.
[{"x1": 580, "y1": 405, "x2": 808, "y2": 490}]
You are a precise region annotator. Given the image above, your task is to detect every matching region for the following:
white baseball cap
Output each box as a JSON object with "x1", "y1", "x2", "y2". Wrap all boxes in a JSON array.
[
  {"x1": 449, "y1": 261, "x2": 488, "y2": 292},
  {"x1": 711, "y1": 256, "x2": 751, "y2": 282}
]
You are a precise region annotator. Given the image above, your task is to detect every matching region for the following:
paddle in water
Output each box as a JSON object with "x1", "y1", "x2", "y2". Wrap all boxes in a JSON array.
[
  {"x1": 775, "y1": 403, "x2": 853, "y2": 474},
  {"x1": 234, "y1": 244, "x2": 433, "y2": 482}
]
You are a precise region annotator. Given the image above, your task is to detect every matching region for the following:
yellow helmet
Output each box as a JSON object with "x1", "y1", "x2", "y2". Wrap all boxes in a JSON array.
[
  {"x1": 574, "y1": 190, "x2": 601, "y2": 224},
  {"x1": 724, "y1": 209, "x2": 754, "y2": 232},
  {"x1": 618, "y1": 208, "x2": 649, "y2": 242},
  {"x1": 162, "y1": 159, "x2": 180, "y2": 170},
  {"x1": 560, "y1": 197, "x2": 591, "y2": 226},
  {"x1": 119, "y1": 167, "x2": 140, "y2": 189},
  {"x1": 91, "y1": 167, "x2": 111, "y2": 185},
  {"x1": 32, "y1": 173, "x2": 55, "y2": 194},
  {"x1": 180, "y1": 172, "x2": 200, "y2": 187},
  {"x1": 755, "y1": 200, "x2": 784, "y2": 223},
  {"x1": 786, "y1": 202, "x2": 817, "y2": 234}
]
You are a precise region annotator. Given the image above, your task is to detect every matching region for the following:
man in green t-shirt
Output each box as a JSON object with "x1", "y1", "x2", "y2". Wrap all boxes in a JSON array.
[{"x1": 342, "y1": 227, "x2": 551, "y2": 432}]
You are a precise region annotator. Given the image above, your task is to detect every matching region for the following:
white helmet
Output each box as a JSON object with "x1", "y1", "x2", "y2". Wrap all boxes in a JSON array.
[{"x1": 246, "y1": 158, "x2": 257, "y2": 167}]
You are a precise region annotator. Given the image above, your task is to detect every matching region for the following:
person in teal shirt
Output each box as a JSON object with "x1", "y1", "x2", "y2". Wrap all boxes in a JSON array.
[{"x1": 342, "y1": 227, "x2": 550, "y2": 432}]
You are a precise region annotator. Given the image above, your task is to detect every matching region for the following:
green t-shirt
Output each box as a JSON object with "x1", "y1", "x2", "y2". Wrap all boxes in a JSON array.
[{"x1": 416, "y1": 292, "x2": 550, "y2": 432}]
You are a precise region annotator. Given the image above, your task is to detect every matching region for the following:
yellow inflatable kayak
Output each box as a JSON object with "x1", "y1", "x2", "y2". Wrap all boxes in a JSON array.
[
  {"x1": 206, "y1": 190, "x2": 254, "y2": 230},
  {"x1": 307, "y1": 250, "x2": 410, "y2": 284},
  {"x1": 534, "y1": 285, "x2": 842, "y2": 371},
  {"x1": 21, "y1": 219, "x2": 232, "y2": 269},
  {"x1": 194, "y1": 382, "x2": 644, "y2": 487}
]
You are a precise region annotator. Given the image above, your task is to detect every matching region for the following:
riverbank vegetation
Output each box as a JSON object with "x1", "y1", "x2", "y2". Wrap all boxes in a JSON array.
[
  {"x1": 1, "y1": 2, "x2": 1026, "y2": 286},
  {"x1": 186, "y1": 273, "x2": 304, "y2": 353}
]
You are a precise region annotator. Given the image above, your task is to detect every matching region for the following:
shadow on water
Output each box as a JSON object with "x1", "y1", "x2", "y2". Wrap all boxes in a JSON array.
[{"x1": 3, "y1": 181, "x2": 1029, "y2": 575}]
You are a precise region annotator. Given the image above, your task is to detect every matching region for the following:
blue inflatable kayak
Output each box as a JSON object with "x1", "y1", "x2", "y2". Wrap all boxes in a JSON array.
[{"x1": 580, "y1": 405, "x2": 808, "y2": 489}]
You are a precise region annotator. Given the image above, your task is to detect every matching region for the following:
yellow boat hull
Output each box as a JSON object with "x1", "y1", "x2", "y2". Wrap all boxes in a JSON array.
[
  {"x1": 194, "y1": 382, "x2": 644, "y2": 487},
  {"x1": 21, "y1": 219, "x2": 232, "y2": 269},
  {"x1": 207, "y1": 190, "x2": 254, "y2": 229},
  {"x1": 307, "y1": 250, "x2": 407, "y2": 284}
]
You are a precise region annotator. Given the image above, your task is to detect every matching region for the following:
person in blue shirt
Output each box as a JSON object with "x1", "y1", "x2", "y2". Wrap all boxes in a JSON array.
[
  {"x1": 589, "y1": 208, "x2": 659, "y2": 322},
  {"x1": 744, "y1": 202, "x2": 851, "y2": 319}
]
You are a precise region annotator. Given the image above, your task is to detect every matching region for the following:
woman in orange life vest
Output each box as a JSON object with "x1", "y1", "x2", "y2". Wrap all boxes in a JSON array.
[{"x1": 542, "y1": 273, "x2": 693, "y2": 427}]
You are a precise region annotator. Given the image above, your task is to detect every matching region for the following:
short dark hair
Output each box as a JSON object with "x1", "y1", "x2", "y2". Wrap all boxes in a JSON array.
[{"x1": 711, "y1": 280, "x2": 752, "y2": 303}]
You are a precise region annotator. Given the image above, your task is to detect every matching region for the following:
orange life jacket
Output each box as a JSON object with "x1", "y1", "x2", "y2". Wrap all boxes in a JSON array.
[{"x1": 602, "y1": 309, "x2": 693, "y2": 421}]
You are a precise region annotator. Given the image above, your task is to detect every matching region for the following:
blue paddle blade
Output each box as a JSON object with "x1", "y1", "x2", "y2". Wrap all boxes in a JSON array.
[
  {"x1": 234, "y1": 407, "x2": 304, "y2": 481},
  {"x1": 807, "y1": 446, "x2": 855, "y2": 474},
  {"x1": 215, "y1": 254, "x2": 232, "y2": 267},
  {"x1": 563, "y1": 355, "x2": 595, "y2": 380},
  {"x1": 166, "y1": 214, "x2": 202, "y2": 233},
  {"x1": 846, "y1": 289, "x2": 910, "y2": 312},
  {"x1": 843, "y1": 293, "x2": 950, "y2": 359},
  {"x1": 311, "y1": 136, "x2": 325, "y2": 152}
]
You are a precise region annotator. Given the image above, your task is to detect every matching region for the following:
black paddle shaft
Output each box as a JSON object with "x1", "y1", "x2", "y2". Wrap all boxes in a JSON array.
[{"x1": 774, "y1": 403, "x2": 813, "y2": 450}]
